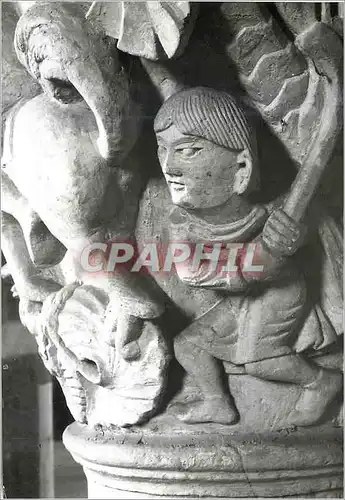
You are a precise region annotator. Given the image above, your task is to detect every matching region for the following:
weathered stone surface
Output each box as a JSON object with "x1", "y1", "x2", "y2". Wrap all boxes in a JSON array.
[
  {"x1": 212, "y1": 3, "x2": 343, "y2": 168},
  {"x1": 2, "y1": 2, "x2": 343, "y2": 498},
  {"x1": 86, "y1": 1, "x2": 198, "y2": 60},
  {"x1": 2, "y1": 2, "x2": 40, "y2": 118},
  {"x1": 64, "y1": 421, "x2": 343, "y2": 498},
  {"x1": 275, "y1": 2, "x2": 321, "y2": 35},
  {"x1": 37, "y1": 284, "x2": 170, "y2": 427}
]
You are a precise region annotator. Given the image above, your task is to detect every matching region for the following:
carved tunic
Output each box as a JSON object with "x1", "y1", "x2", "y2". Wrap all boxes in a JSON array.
[{"x1": 169, "y1": 204, "x2": 339, "y2": 364}]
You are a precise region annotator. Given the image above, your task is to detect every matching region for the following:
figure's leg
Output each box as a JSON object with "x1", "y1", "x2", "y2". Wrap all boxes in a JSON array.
[
  {"x1": 245, "y1": 353, "x2": 319, "y2": 385},
  {"x1": 245, "y1": 354, "x2": 342, "y2": 425},
  {"x1": 242, "y1": 277, "x2": 342, "y2": 425},
  {"x1": 174, "y1": 334, "x2": 238, "y2": 424}
]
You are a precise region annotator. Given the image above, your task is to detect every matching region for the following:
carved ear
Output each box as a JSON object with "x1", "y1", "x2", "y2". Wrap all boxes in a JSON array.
[
  {"x1": 233, "y1": 149, "x2": 253, "y2": 195},
  {"x1": 86, "y1": 1, "x2": 198, "y2": 60}
]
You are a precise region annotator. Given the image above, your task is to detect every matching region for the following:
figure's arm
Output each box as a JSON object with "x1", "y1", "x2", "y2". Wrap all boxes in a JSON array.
[
  {"x1": 193, "y1": 209, "x2": 308, "y2": 291},
  {"x1": 184, "y1": 270, "x2": 249, "y2": 293},
  {"x1": 240, "y1": 208, "x2": 307, "y2": 285}
]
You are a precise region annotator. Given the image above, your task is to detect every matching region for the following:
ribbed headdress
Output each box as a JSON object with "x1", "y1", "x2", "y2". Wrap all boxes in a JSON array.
[{"x1": 154, "y1": 87, "x2": 256, "y2": 158}]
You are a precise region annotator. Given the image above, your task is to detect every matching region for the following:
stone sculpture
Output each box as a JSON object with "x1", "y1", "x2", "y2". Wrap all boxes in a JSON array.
[
  {"x1": 154, "y1": 86, "x2": 342, "y2": 427},
  {"x1": 2, "y1": 2, "x2": 343, "y2": 498},
  {"x1": 2, "y1": 1, "x2": 170, "y2": 426}
]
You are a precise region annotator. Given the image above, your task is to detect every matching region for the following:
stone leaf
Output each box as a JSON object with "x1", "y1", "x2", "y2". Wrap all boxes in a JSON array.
[
  {"x1": 275, "y1": 2, "x2": 319, "y2": 35},
  {"x1": 219, "y1": 3, "x2": 343, "y2": 170},
  {"x1": 86, "y1": 1, "x2": 197, "y2": 60}
]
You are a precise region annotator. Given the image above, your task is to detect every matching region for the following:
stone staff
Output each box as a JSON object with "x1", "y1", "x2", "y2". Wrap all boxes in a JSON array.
[{"x1": 282, "y1": 23, "x2": 343, "y2": 223}]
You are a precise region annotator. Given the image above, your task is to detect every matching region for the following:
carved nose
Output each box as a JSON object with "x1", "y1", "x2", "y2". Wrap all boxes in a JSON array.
[{"x1": 165, "y1": 169, "x2": 183, "y2": 179}]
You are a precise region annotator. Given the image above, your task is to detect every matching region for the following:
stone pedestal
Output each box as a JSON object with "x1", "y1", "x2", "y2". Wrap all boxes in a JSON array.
[{"x1": 64, "y1": 421, "x2": 343, "y2": 499}]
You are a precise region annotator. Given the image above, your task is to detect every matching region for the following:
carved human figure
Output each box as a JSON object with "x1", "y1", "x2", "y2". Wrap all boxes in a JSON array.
[{"x1": 154, "y1": 87, "x2": 342, "y2": 426}]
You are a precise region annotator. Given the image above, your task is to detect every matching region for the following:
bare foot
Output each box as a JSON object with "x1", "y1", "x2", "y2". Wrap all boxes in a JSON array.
[
  {"x1": 178, "y1": 397, "x2": 239, "y2": 425},
  {"x1": 288, "y1": 369, "x2": 343, "y2": 427}
]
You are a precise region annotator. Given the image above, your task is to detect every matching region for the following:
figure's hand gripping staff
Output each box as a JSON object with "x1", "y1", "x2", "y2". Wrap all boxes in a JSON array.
[{"x1": 263, "y1": 22, "x2": 343, "y2": 258}]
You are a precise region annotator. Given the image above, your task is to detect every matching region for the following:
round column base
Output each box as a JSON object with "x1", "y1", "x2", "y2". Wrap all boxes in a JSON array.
[{"x1": 63, "y1": 421, "x2": 343, "y2": 499}]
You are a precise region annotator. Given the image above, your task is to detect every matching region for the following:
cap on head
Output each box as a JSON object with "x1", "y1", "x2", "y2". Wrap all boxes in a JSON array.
[{"x1": 154, "y1": 86, "x2": 257, "y2": 160}]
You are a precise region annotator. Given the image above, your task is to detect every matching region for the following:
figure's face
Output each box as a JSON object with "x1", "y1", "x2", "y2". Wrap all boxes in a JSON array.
[{"x1": 156, "y1": 124, "x2": 241, "y2": 209}]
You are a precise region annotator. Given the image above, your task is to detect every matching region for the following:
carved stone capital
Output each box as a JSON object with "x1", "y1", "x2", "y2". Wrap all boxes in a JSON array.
[{"x1": 2, "y1": 2, "x2": 343, "y2": 498}]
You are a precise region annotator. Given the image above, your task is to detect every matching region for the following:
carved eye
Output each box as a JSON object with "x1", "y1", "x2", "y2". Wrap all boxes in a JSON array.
[
  {"x1": 157, "y1": 145, "x2": 167, "y2": 157},
  {"x1": 32, "y1": 45, "x2": 45, "y2": 64},
  {"x1": 177, "y1": 147, "x2": 202, "y2": 159},
  {"x1": 34, "y1": 53, "x2": 44, "y2": 64},
  {"x1": 47, "y1": 78, "x2": 83, "y2": 104}
]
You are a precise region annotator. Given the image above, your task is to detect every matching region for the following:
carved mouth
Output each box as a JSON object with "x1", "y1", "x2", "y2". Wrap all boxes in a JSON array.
[{"x1": 168, "y1": 180, "x2": 185, "y2": 191}]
